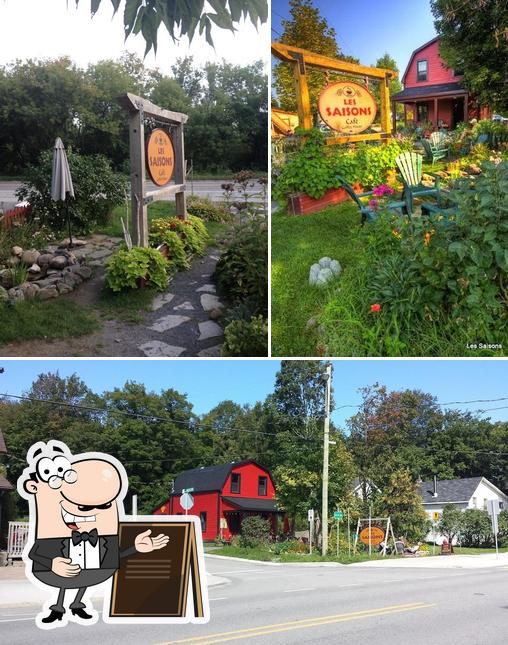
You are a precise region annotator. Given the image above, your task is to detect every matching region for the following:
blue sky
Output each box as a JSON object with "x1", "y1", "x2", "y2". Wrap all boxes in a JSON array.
[
  {"x1": 271, "y1": 0, "x2": 437, "y2": 76},
  {"x1": 1, "y1": 360, "x2": 508, "y2": 430}
]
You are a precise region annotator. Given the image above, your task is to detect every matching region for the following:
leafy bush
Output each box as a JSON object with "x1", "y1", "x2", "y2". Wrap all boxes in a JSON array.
[
  {"x1": 106, "y1": 246, "x2": 169, "y2": 292},
  {"x1": 273, "y1": 128, "x2": 410, "y2": 201},
  {"x1": 16, "y1": 150, "x2": 126, "y2": 234},
  {"x1": 186, "y1": 195, "x2": 232, "y2": 222},
  {"x1": 149, "y1": 222, "x2": 189, "y2": 270},
  {"x1": 0, "y1": 221, "x2": 54, "y2": 263},
  {"x1": 222, "y1": 315, "x2": 268, "y2": 357},
  {"x1": 272, "y1": 539, "x2": 308, "y2": 555},
  {"x1": 459, "y1": 509, "x2": 493, "y2": 547},
  {"x1": 214, "y1": 218, "x2": 268, "y2": 315},
  {"x1": 150, "y1": 215, "x2": 208, "y2": 257},
  {"x1": 368, "y1": 162, "x2": 508, "y2": 333},
  {"x1": 239, "y1": 516, "x2": 271, "y2": 548}
]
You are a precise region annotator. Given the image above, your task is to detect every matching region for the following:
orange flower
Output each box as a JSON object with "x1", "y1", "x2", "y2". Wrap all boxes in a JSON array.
[{"x1": 392, "y1": 229, "x2": 401, "y2": 239}]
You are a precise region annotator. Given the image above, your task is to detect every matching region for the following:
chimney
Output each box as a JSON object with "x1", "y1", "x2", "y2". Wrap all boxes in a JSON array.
[{"x1": 433, "y1": 476, "x2": 438, "y2": 498}]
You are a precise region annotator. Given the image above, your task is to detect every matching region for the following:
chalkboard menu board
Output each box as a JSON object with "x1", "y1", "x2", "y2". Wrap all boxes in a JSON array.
[{"x1": 106, "y1": 518, "x2": 208, "y2": 623}]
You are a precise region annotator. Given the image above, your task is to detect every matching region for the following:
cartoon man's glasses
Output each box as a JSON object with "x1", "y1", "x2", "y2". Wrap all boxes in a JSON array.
[{"x1": 36, "y1": 456, "x2": 78, "y2": 488}]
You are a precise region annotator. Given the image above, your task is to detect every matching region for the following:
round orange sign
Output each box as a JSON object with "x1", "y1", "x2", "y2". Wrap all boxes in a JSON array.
[
  {"x1": 359, "y1": 526, "x2": 385, "y2": 546},
  {"x1": 318, "y1": 81, "x2": 377, "y2": 135},
  {"x1": 147, "y1": 128, "x2": 175, "y2": 186}
]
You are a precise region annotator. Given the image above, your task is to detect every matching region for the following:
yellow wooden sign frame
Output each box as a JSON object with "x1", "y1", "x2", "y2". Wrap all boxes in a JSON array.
[{"x1": 271, "y1": 42, "x2": 397, "y2": 146}]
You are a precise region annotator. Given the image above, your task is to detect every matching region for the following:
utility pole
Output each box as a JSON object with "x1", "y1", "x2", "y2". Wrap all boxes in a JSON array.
[{"x1": 321, "y1": 362, "x2": 332, "y2": 556}]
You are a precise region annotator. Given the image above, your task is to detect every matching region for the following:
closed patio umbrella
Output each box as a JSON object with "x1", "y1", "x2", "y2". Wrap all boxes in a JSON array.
[{"x1": 51, "y1": 138, "x2": 75, "y2": 247}]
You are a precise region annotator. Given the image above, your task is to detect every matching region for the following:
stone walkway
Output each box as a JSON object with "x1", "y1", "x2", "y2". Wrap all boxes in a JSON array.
[{"x1": 137, "y1": 248, "x2": 226, "y2": 357}]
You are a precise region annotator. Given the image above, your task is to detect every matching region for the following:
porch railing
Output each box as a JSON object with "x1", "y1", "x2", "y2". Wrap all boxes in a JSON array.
[{"x1": 7, "y1": 521, "x2": 29, "y2": 565}]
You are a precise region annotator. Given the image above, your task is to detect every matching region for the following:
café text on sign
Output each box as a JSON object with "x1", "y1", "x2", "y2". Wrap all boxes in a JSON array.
[
  {"x1": 147, "y1": 128, "x2": 175, "y2": 186},
  {"x1": 318, "y1": 81, "x2": 377, "y2": 135}
]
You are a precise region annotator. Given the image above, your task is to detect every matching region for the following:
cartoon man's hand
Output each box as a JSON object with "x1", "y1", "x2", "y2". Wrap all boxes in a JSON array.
[
  {"x1": 134, "y1": 529, "x2": 170, "y2": 553},
  {"x1": 51, "y1": 557, "x2": 81, "y2": 577}
]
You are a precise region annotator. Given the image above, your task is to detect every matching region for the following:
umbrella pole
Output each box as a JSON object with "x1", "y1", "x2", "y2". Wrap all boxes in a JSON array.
[{"x1": 66, "y1": 200, "x2": 73, "y2": 248}]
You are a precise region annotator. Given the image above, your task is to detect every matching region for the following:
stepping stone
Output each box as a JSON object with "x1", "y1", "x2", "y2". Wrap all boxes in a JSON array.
[
  {"x1": 88, "y1": 249, "x2": 111, "y2": 260},
  {"x1": 198, "y1": 344, "x2": 222, "y2": 357},
  {"x1": 149, "y1": 314, "x2": 190, "y2": 333},
  {"x1": 151, "y1": 293, "x2": 175, "y2": 311},
  {"x1": 210, "y1": 255, "x2": 220, "y2": 261},
  {"x1": 196, "y1": 284, "x2": 216, "y2": 293},
  {"x1": 201, "y1": 294, "x2": 223, "y2": 312},
  {"x1": 198, "y1": 321, "x2": 223, "y2": 341},
  {"x1": 139, "y1": 341, "x2": 185, "y2": 357},
  {"x1": 174, "y1": 301, "x2": 195, "y2": 311}
]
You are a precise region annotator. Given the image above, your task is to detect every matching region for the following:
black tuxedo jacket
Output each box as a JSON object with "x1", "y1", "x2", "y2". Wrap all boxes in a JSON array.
[{"x1": 28, "y1": 536, "x2": 136, "y2": 572}]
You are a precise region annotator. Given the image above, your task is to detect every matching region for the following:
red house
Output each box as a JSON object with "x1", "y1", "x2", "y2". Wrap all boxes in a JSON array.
[
  {"x1": 392, "y1": 36, "x2": 490, "y2": 131},
  {"x1": 153, "y1": 460, "x2": 283, "y2": 542}
]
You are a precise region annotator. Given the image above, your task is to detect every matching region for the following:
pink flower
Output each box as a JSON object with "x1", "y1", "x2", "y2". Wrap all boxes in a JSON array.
[
  {"x1": 371, "y1": 303, "x2": 381, "y2": 313},
  {"x1": 368, "y1": 199, "x2": 380, "y2": 211},
  {"x1": 373, "y1": 184, "x2": 395, "y2": 197}
]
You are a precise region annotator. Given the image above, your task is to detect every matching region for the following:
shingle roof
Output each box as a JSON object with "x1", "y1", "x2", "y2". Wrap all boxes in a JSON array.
[
  {"x1": 392, "y1": 82, "x2": 466, "y2": 101},
  {"x1": 222, "y1": 497, "x2": 280, "y2": 512},
  {"x1": 172, "y1": 461, "x2": 269, "y2": 495},
  {"x1": 418, "y1": 477, "x2": 483, "y2": 504},
  {"x1": 0, "y1": 475, "x2": 13, "y2": 490}
]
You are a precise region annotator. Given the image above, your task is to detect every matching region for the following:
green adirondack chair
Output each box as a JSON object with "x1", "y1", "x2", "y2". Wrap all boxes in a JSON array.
[
  {"x1": 395, "y1": 152, "x2": 448, "y2": 215},
  {"x1": 421, "y1": 131, "x2": 449, "y2": 164},
  {"x1": 335, "y1": 175, "x2": 407, "y2": 225}
]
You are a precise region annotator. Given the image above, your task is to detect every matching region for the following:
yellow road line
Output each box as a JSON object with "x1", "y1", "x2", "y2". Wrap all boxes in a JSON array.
[{"x1": 155, "y1": 602, "x2": 436, "y2": 645}]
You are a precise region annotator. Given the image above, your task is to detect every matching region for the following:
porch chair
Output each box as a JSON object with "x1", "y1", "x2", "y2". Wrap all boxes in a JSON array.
[
  {"x1": 421, "y1": 131, "x2": 449, "y2": 164},
  {"x1": 395, "y1": 151, "x2": 450, "y2": 216},
  {"x1": 335, "y1": 175, "x2": 407, "y2": 225}
]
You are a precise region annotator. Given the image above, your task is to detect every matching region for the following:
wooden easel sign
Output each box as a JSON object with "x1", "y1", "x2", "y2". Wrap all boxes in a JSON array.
[{"x1": 104, "y1": 516, "x2": 209, "y2": 624}]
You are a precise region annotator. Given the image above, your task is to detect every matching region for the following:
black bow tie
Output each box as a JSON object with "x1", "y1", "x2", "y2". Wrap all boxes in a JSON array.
[{"x1": 71, "y1": 528, "x2": 99, "y2": 547}]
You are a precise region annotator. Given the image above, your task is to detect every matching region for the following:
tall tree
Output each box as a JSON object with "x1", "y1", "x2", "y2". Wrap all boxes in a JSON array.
[
  {"x1": 75, "y1": 0, "x2": 268, "y2": 54},
  {"x1": 273, "y1": 0, "x2": 359, "y2": 112},
  {"x1": 374, "y1": 53, "x2": 403, "y2": 116},
  {"x1": 375, "y1": 469, "x2": 430, "y2": 542},
  {"x1": 431, "y1": 0, "x2": 508, "y2": 111}
]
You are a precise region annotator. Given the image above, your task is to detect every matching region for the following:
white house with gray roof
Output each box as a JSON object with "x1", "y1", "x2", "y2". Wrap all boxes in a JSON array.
[{"x1": 418, "y1": 476, "x2": 508, "y2": 544}]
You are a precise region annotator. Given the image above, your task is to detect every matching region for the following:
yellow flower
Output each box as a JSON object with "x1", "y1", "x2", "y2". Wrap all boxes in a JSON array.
[{"x1": 392, "y1": 229, "x2": 401, "y2": 239}]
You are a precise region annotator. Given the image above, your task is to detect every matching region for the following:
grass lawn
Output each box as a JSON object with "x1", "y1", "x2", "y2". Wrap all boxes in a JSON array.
[
  {"x1": 272, "y1": 199, "x2": 507, "y2": 357},
  {"x1": 206, "y1": 544, "x2": 392, "y2": 565},
  {"x1": 97, "y1": 287, "x2": 158, "y2": 324},
  {"x1": 0, "y1": 299, "x2": 98, "y2": 344},
  {"x1": 451, "y1": 546, "x2": 508, "y2": 555},
  {"x1": 271, "y1": 202, "x2": 364, "y2": 356}
]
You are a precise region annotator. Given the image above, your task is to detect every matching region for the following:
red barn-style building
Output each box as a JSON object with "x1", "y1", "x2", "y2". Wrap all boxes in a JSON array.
[
  {"x1": 392, "y1": 37, "x2": 490, "y2": 131},
  {"x1": 153, "y1": 461, "x2": 283, "y2": 542}
]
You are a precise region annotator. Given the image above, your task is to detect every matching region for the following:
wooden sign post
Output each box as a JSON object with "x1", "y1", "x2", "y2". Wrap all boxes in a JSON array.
[
  {"x1": 118, "y1": 93, "x2": 188, "y2": 247},
  {"x1": 271, "y1": 42, "x2": 396, "y2": 146}
]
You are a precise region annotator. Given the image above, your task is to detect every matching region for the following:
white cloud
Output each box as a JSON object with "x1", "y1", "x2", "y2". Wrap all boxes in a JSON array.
[{"x1": 0, "y1": 0, "x2": 269, "y2": 71}]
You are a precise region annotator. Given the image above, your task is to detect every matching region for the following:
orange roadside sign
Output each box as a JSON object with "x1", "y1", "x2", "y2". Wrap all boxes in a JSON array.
[
  {"x1": 359, "y1": 526, "x2": 385, "y2": 546},
  {"x1": 318, "y1": 81, "x2": 377, "y2": 135},
  {"x1": 146, "y1": 128, "x2": 175, "y2": 186}
]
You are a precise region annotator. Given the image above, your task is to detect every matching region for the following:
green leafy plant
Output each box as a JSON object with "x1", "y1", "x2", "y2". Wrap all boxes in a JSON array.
[
  {"x1": 16, "y1": 151, "x2": 126, "y2": 234},
  {"x1": 8, "y1": 264, "x2": 29, "y2": 287},
  {"x1": 186, "y1": 195, "x2": 232, "y2": 222},
  {"x1": 222, "y1": 314, "x2": 268, "y2": 357},
  {"x1": 238, "y1": 515, "x2": 271, "y2": 548},
  {"x1": 150, "y1": 215, "x2": 209, "y2": 257},
  {"x1": 214, "y1": 218, "x2": 267, "y2": 315},
  {"x1": 149, "y1": 223, "x2": 189, "y2": 270},
  {"x1": 106, "y1": 246, "x2": 169, "y2": 292}
]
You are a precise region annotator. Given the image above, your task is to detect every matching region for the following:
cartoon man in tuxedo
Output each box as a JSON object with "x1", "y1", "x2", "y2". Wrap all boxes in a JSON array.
[{"x1": 18, "y1": 440, "x2": 169, "y2": 629}]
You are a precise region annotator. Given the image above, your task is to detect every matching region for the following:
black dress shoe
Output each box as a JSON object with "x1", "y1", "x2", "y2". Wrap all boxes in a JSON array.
[
  {"x1": 71, "y1": 608, "x2": 93, "y2": 619},
  {"x1": 41, "y1": 610, "x2": 64, "y2": 623}
]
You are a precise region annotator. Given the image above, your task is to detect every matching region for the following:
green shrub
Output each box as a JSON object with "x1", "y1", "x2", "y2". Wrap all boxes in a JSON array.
[
  {"x1": 459, "y1": 509, "x2": 493, "y2": 548},
  {"x1": 106, "y1": 246, "x2": 169, "y2": 292},
  {"x1": 214, "y1": 219, "x2": 268, "y2": 315},
  {"x1": 273, "y1": 129, "x2": 410, "y2": 201},
  {"x1": 16, "y1": 150, "x2": 126, "y2": 233},
  {"x1": 150, "y1": 215, "x2": 208, "y2": 257},
  {"x1": 272, "y1": 539, "x2": 308, "y2": 555},
  {"x1": 149, "y1": 223, "x2": 189, "y2": 270},
  {"x1": 239, "y1": 516, "x2": 271, "y2": 548},
  {"x1": 187, "y1": 195, "x2": 231, "y2": 222},
  {"x1": 222, "y1": 315, "x2": 268, "y2": 357}
]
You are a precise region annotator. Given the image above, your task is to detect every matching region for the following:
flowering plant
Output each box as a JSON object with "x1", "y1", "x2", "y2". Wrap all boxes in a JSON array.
[{"x1": 368, "y1": 184, "x2": 396, "y2": 212}]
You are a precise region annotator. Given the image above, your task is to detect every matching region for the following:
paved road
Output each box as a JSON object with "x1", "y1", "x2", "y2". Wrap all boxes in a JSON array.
[
  {"x1": 1, "y1": 556, "x2": 507, "y2": 644},
  {"x1": 0, "y1": 180, "x2": 264, "y2": 210}
]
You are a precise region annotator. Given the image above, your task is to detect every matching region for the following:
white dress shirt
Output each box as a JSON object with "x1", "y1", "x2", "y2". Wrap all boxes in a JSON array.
[{"x1": 69, "y1": 537, "x2": 101, "y2": 569}]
